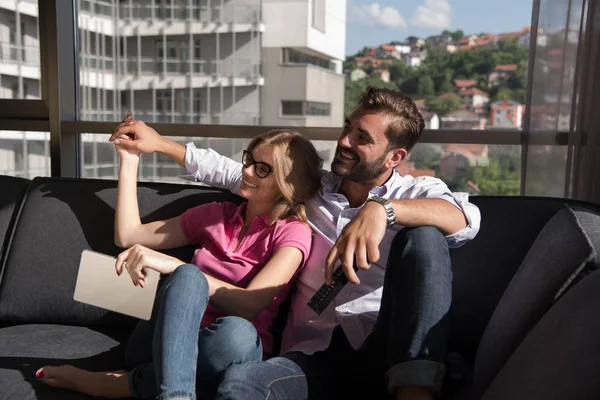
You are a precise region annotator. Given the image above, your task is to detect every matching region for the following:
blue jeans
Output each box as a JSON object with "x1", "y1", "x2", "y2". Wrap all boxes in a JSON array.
[
  {"x1": 124, "y1": 264, "x2": 263, "y2": 400},
  {"x1": 216, "y1": 226, "x2": 452, "y2": 399}
]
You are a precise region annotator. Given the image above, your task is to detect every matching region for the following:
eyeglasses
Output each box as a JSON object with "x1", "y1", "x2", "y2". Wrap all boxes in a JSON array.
[{"x1": 242, "y1": 150, "x2": 274, "y2": 179}]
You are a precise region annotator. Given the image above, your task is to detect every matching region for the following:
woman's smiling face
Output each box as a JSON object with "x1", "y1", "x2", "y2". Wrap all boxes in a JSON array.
[{"x1": 239, "y1": 143, "x2": 281, "y2": 206}]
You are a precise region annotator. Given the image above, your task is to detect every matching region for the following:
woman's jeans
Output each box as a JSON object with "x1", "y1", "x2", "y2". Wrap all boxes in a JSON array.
[
  {"x1": 124, "y1": 264, "x2": 263, "y2": 400},
  {"x1": 216, "y1": 226, "x2": 452, "y2": 399}
]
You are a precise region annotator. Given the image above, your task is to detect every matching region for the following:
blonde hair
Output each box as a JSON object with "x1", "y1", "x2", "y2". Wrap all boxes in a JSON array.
[{"x1": 247, "y1": 129, "x2": 323, "y2": 225}]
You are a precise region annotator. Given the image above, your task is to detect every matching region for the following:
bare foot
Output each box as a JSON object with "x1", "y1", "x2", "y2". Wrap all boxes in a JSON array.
[{"x1": 36, "y1": 365, "x2": 131, "y2": 398}]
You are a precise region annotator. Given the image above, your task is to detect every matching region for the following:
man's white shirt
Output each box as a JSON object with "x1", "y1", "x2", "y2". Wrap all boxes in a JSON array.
[{"x1": 182, "y1": 144, "x2": 481, "y2": 355}]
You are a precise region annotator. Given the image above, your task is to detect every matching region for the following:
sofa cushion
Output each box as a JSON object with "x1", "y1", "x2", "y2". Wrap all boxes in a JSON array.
[
  {"x1": 0, "y1": 324, "x2": 130, "y2": 400},
  {"x1": 480, "y1": 268, "x2": 600, "y2": 400},
  {"x1": 0, "y1": 175, "x2": 29, "y2": 268},
  {"x1": 0, "y1": 177, "x2": 242, "y2": 327},
  {"x1": 447, "y1": 196, "x2": 585, "y2": 362},
  {"x1": 473, "y1": 206, "x2": 600, "y2": 397}
]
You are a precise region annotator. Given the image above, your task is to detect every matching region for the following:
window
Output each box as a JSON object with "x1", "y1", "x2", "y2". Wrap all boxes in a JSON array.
[
  {"x1": 194, "y1": 40, "x2": 201, "y2": 59},
  {"x1": 307, "y1": 102, "x2": 331, "y2": 116},
  {"x1": 281, "y1": 101, "x2": 303, "y2": 116},
  {"x1": 282, "y1": 101, "x2": 331, "y2": 116},
  {"x1": 180, "y1": 90, "x2": 201, "y2": 114},
  {"x1": 156, "y1": 90, "x2": 172, "y2": 113},
  {"x1": 282, "y1": 48, "x2": 334, "y2": 70},
  {"x1": 156, "y1": 40, "x2": 178, "y2": 59}
]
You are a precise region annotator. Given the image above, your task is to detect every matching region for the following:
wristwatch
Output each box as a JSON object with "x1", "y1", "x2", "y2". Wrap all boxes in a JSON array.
[{"x1": 367, "y1": 195, "x2": 396, "y2": 227}]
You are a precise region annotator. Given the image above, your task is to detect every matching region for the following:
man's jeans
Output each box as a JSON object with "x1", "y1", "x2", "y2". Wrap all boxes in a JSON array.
[
  {"x1": 125, "y1": 264, "x2": 263, "y2": 400},
  {"x1": 217, "y1": 226, "x2": 452, "y2": 399}
]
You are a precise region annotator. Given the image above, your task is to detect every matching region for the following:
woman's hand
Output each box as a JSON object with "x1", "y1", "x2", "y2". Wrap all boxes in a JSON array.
[
  {"x1": 110, "y1": 111, "x2": 165, "y2": 155},
  {"x1": 113, "y1": 111, "x2": 141, "y2": 160},
  {"x1": 115, "y1": 244, "x2": 183, "y2": 287}
]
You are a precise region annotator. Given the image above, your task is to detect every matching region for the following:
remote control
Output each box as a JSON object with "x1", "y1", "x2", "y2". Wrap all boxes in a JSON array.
[{"x1": 307, "y1": 265, "x2": 358, "y2": 315}]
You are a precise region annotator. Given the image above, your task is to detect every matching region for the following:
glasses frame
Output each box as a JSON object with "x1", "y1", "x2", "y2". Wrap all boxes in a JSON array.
[{"x1": 242, "y1": 149, "x2": 274, "y2": 179}]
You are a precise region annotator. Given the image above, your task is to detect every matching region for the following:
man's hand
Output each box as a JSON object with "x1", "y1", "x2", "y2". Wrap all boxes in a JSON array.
[
  {"x1": 325, "y1": 201, "x2": 388, "y2": 285},
  {"x1": 109, "y1": 111, "x2": 165, "y2": 155}
]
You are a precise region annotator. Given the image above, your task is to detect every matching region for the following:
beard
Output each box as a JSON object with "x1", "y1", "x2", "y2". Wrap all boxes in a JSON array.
[{"x1": 330, "y1": 146, "x2": 388, "y2": 182}]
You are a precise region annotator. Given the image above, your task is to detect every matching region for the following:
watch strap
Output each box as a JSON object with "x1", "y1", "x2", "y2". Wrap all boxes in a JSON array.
[{"x1": 368, "y1": 195, "x2": 396, "y2": 227}]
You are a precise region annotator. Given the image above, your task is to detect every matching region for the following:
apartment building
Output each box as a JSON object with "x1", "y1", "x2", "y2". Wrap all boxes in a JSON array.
[{"x1": 0, "y1": 0, "x2": 346, "y2": 179}]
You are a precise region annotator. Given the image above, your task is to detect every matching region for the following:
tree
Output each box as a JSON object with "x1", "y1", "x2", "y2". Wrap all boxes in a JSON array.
[
  {"x1": 507, "y1": 60, "x2": 528, "y2": 90},
  {"x1": 451, "y1": 30, "x2": 465, "y2": 41},
  {"x1": 388, "y1": 62, "x2": 407, "y2": 81},
  {"x1": 498, "y1": 37, "x2": 519, "y2": 53},
  {"x1": 344, "y1": 78, "x2": 398, "y2": 116},
  {"x1": 398, "y1": 75, "x2": 420, "y2": 96},
  {"x1": 466, "y1": 159, "x2": 520, "y2": 195},
  {"x1": 494, "y1": 87, "x2": 515, "y2": 102},
  {"x1": 425, "y1": 93, "x2": 462, "y2": 116},
  {"x1": 417, "y1": 76, "x2": 435, "y2": 97},
  {"x1": 409, "y1": 144, "x2": 444, "y2": 170}
]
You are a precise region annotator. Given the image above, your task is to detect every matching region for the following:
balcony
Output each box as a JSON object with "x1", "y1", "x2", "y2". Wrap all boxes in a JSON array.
[
  {"x1": 118, "y1": 3, "x2": 261, "y2": 24},
  {"x1": 79, "y1": 56, "x2": 261, "y2": 77},
  {"x1": 80, "y1": 110, "x2": 261, "y2": 126},
  {"x1": 0, "y1": 42, "x2": 40, "y2": 66},
  {"x1": 78, "y1": 0, "x2": 261, "y2": 25},
  {"x1": 117, "y1": 58, "x2": 262, "y2": 78}
]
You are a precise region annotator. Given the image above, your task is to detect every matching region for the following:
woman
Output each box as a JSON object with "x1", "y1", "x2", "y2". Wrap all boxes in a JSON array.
[{"x1": 35, "y1": 113, "x2": 323, "y2": 399}]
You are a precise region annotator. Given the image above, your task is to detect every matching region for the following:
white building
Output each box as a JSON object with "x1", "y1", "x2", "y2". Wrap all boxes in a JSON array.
[
  {"x1": 490, "y1": 99, "x2": 524, "y2": 128},
  {"x1": 460, "y1": 87, "x2": 490, "y2": 107},
  {"x1": 421, "y1": 111, "x2": 439, "y2": 130},
  {"x1": 0, "y1": 0, "x2": 346, "y2": 179},
  {"x1": 403, "y1": 52, "x2": 425, "y2": 68}
]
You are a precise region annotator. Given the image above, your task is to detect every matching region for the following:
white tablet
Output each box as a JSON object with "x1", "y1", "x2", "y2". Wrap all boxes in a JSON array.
[{"x1": 74, "y1": 249, "x2": 160, "y2": 320}]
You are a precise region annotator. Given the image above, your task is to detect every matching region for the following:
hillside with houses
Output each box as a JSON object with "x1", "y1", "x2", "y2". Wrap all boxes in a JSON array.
[
  {"x1": 344, "y1": 28, "x2": 533, "y2": 196},
  {"x1": 344, "y1": 27, "x2": 531, "y2": 129}
]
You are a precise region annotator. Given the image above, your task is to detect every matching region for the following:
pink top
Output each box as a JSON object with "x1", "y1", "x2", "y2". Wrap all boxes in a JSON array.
[{"x1": 180, "y1": 201, "x2": 312, "y2": 355}]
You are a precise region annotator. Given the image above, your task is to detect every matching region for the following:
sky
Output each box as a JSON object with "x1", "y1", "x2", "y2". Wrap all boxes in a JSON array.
[{"x1": 346, "y1": 0, "x2": 534, "y2": 55}]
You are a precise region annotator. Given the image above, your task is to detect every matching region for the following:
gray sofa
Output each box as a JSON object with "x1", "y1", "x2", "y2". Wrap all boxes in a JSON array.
[{"x1": 1, "y1": 174, "x2": 599, "y2": 400}]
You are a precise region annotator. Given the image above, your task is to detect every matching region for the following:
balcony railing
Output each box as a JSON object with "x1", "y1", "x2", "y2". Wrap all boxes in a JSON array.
[
  {"x1": 79, "y1": 0, "x2": 261, "y2": 24},
  {"x1": 80, "y1": 110, "x2": 261, "y2": 126},
  {"x1": 119, "y1": 4, "x2": 261, "y2": 24},
  {"x1": 0, "y1": 42, "x2": 40, "y2": 66},
  {"x1": 117, "y1": 58, "x2": 262, "y2": 78},
  {"x1": 79, "y1": 0, "x2": 113, "y2": 17},
  {"x1": 78, "y1": 55, "x2": 262, "y2": 78}
]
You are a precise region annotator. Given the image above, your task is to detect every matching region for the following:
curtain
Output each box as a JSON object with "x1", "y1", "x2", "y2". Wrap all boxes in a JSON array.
[
  {"x1": 523, "y1": 0, "x2": 582, "y2": 197},
  {"x1": 569, "y1": 0, "x2": 600, "y2": 203}
]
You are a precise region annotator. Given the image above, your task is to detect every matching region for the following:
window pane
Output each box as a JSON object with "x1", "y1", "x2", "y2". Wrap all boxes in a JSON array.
[
  {"x1": 77, "y1": 134, "x2": 343, "y2": 184},
  {"x1": 0, "y1": 131, "x2": 50, "y2": 178},
  {"x1": 77, "y1": 0, "x2": 263, "y2": 126},
  {"x1": 345, "y1": 1, "x2": 533, "y2": 131},
  {"x1": 281, "y1": 101, "x2": 303, "y2": 116},
  {"x1": 0, "y1": 1, "x2": 41, "y2": 99},
  {"x1": 75, "y1": 0, "x2": 346, "y2": 128},
  {"x1": 408, "y1": 143, "x2": 521, "y2": 196},
  {"x1": 307, "y1": 102, "x2": 331, "y2": 116}
]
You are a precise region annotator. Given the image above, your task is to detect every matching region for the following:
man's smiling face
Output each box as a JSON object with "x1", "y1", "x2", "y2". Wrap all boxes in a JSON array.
[{"x1": 331, "y1": 107, "x2": 393, "y2": 182}]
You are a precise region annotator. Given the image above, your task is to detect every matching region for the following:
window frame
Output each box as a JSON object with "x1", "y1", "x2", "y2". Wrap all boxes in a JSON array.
[{"x1": 0, "y1": 0, "x2": 570, "y2": 197}]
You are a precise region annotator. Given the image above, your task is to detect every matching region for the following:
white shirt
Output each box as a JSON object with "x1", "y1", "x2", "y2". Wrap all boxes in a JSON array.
[{"x1": 182, "y1": 144, "x2": 481, "y2": 355}]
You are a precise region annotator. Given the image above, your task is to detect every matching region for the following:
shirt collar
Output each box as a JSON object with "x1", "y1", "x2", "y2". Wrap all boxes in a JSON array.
[
  {"x1": 320, "y1": 169, "x2": 401, "y2": 197},
  {"x1": 229, "y1": 202, "x2": 271, "y2": 225}
]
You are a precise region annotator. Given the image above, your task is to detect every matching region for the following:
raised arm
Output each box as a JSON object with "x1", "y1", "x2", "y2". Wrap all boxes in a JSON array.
[
  {"x1": 113, "y1": 139, "x2": 190, "y2": 250},
  {"x1": 110, "y1": 112, "x2": 243, "y2": 193}
]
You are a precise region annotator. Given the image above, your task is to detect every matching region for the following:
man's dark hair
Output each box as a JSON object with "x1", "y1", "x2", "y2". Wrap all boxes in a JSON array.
[{"x1": 356, "y1": 86, "x2": 425, "y2": 152}]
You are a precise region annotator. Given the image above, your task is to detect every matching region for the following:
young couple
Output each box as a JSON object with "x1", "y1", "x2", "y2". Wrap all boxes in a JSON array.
[{"x1": 36, "y1": 86, "x2": 481, "y2": 400}]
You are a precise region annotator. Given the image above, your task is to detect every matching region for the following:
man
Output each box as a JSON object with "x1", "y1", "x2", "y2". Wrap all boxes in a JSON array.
[{"x1": 111, "y1": 86, "x2": 481, "y2": 399}]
